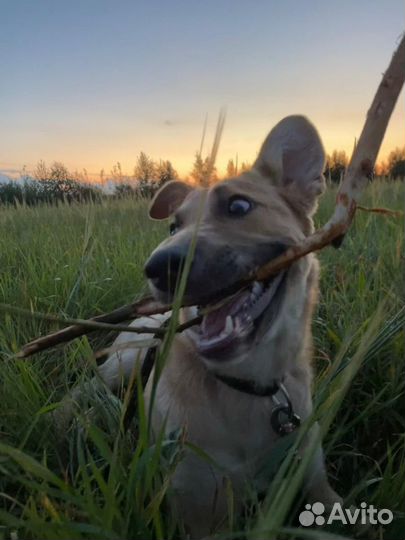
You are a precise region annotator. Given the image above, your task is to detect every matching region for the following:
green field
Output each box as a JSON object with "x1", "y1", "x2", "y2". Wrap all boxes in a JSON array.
[{"x1": 0, "y1": 181, "x2": 404, "y2": 540}]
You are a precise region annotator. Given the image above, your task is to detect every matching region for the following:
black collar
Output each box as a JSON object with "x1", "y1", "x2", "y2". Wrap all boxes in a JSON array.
[{"x1": 215, "y1": 373, "x2": 280, "y2": 397}]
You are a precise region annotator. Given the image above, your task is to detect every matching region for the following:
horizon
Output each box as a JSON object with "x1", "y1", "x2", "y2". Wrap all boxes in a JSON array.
[
  {"x1": 1, "y1": 1, "x2": 404, "y2": 180},
  {"x1": 0, "y1": 141, "x2": 403, "y2": 184}
]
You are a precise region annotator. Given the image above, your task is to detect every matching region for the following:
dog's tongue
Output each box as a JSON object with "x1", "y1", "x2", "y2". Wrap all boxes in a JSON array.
[{"x1": 201, "y1": 290, "x2": 250, "y2": 337}]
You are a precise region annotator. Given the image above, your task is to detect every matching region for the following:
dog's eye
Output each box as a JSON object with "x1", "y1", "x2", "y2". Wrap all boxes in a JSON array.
[
  {"x1": 228, "y1": 197, "x2": 252, "y2": 216},
  {"x1": 169, "y1": 222, "x2": 178, "y2": 236}
]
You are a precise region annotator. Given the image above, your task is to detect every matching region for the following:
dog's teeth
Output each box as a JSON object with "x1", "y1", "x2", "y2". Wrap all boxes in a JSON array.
[
  {"x1": 235, "y1": 317, "x2": 243, "y2": 330},
  {"x1": 234, "y1": 316, "x2": 252, "y2": 337},
  {"x1": 242, "y1": 313, "x2": 252, "y2": 324},
  {"x1": 251, "y1": 281, "x2": 264, "y2": 303},
  {"x1": 252, "y1": 281, "x2": 263, "y2": 296},
  {"x1": 225, "y1": 315, "x2": 234, "y2": 335}
]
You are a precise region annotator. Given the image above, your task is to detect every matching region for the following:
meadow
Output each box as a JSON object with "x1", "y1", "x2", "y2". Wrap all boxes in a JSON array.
[{"x1": 0, "y1": 180, "x2": 404, "y2": 540}]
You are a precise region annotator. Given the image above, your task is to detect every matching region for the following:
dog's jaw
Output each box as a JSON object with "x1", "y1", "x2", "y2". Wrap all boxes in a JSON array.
[
  {"x1": 181, "y1": 257, "x2": 315, "y2": 384},
  {"x1": 185, "y1": 293, "x2": 302, "y2": 383},
  {"x1": 184, "y1": 272, "x2": 286, "y2": 360}
]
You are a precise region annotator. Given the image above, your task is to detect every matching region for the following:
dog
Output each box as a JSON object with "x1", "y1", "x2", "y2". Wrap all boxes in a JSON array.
[{"x1": 96, "y1": 115, "x2": 341, "y2": 538}]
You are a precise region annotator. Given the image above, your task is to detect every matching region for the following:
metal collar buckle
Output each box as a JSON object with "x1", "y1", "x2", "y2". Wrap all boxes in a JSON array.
[
  {"x1": 270, "y1": 381, "x2": 301, "y2": 436},
  {"x1": 214, "y1": 372, "x2": 301, "y2": 437}
]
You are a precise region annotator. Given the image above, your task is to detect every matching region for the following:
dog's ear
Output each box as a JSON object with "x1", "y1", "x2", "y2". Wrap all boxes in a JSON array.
[
  {"x1": 149, "y1": 180, "x2": 193, "y2": 220},
  {"x1": 254, "y1": 115, "x2": 326, "y2": 215}
]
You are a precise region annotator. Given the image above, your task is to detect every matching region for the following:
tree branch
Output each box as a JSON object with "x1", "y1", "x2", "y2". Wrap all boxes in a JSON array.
[{"x1": 13, "y1": 297, "x2": 169, "y2": 358}]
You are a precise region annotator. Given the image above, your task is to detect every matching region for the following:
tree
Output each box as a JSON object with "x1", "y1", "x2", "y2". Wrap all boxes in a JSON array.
[
  {"x1": 387, "y1": 147, "x2": 405, "y2": 179},
  {"x1": 390, "y1": 160, "x2": 405, "y2": 179},
  {"x1": 49, "y1": 161, "x2": 71, "y2": 183},
  {"x1": 34, "y1": 160, "x2": 75, "y2": 200},
  {"x1": 134, "y1": 152, "x2": 155, "y2": 182},
  {"x1": 226, "y1": 158, "x2": 238, "y2": 178},
  {"x1": 32, "y1": 160, "x2": 101, "y2": 203},
  {"x1": 190, "y1": 153, "x2": 204, "y2": 185},
  {"x1": 239, "y1": 161, "x2": 251, "y2": 173},
  {"x1": 189, "y1": 152, "x2": 217, "y2": 186},
  {"x1": 324, "y1": 150, "x2": 348, "y2": 184},
  {"x1": 134, "y1": 152, "x2": 157, "y2": 197},
  {"x1": 155, "y1": 160, "x2": 178, "y2": 188},
  {"x1": 34, "y1": 160, "x2": 49, "y2": 182}
]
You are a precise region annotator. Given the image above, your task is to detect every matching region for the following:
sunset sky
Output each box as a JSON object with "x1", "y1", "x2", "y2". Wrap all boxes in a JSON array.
[{"x1": 1, "y1": 0, "x2": 404, "y2": 180}]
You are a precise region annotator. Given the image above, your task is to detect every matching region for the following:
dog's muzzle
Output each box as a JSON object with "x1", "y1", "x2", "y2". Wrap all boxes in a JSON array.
[
  {"x1": 144, "y1": 246, "x2": 186, "y2": 294},
  {"x1": 144, "y1": 240, "x2": 288, "y2": 360}
]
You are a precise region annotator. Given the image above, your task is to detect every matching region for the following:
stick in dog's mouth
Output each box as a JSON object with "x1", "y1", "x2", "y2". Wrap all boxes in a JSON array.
[{"x1": 187, "y1": 272, "x2": 286, "y2": 359}]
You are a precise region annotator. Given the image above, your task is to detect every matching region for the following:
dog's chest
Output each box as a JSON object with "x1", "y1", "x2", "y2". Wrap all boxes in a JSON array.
[{"x1": 146, "y1": 363, "x2": 285, "y2": 476}]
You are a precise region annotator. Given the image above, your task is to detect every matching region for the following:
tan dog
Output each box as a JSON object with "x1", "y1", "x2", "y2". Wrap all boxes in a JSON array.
[{"x1": 98, "y1": 115, "x2": 341, "y2": 538}]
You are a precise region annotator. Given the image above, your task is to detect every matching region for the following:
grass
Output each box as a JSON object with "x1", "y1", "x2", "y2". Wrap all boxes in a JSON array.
[{"x1": 0, "y1": 180, "x2": 404, "y2": 539}]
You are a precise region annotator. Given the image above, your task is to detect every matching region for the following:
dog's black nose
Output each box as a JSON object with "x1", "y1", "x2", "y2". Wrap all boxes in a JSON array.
[{"x1": 144, "y1": 247, "x2": 186, "y2": 293}]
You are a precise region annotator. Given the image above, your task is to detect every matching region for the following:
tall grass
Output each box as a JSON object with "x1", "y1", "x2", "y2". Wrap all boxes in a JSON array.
[{"x1": 0, "y1": 181, "x2": 403, "y2": 539}]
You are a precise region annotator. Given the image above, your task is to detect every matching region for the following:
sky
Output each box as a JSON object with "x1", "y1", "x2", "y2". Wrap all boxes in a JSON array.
[{"x1": 1, "y1": 0, "x2": 404, "y2": 179}]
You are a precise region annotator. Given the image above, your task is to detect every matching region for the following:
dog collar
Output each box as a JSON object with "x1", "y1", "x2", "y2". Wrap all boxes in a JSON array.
[
  {"x1": 214, "y1": 373, "x2": 279, "y2": 397},
  {"x1": 215, "y1": 375, "x2": 301, "y2": 436}
]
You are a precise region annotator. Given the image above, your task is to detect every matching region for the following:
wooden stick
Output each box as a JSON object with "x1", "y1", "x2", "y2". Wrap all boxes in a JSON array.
[
  {"x1": 1, "y1": 301, "x2": 169, "y2": 336},
  {"x1": 357, "y1": 205, "x2": 403, "y2": 217},
  {"x1": 11, "y1": 297, "x2": 201, "y2": 358},
  {"x1": 14, "y1": 35, "x2": 405, "y2": 359},
  {"x1": 13, "y1": 297, "x2": 169, "y2": 358}
]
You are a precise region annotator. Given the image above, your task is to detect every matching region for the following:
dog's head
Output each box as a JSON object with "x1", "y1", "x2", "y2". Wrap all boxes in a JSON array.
[{"x1": 144, "y1": 116, "x2": 325, "y2": 370}]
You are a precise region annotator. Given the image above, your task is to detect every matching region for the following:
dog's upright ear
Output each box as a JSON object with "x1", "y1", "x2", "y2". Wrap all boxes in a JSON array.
[
  {"x1": 254, "y1": 115, "x2": 326, "y2": 216},
  {"x1": 149, "y1": 180, "x2": 193, "y2": 220}
]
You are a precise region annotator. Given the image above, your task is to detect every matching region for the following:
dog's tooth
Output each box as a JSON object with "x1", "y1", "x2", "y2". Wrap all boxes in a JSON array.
[
  {"x1": 234, "y1": 316, "x2": 249, "y2": 336},
  {"x1": 235, "y1": 316, "x2": 242, "y2": 330},
  {"x1": 225, "y1": 315, "x2": 234, "y2": 335},
  {"x1": 252, "y1": 281, "x2": 263, "y2": 296},
  {"x1": 242, "y1": 313, "x2": 252, "y2": 324}
]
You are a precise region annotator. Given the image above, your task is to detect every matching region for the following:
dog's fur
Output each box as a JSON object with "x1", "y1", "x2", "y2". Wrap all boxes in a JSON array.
[{"x1": 93, "y1": 116, "x2": 341, "y2": 538}]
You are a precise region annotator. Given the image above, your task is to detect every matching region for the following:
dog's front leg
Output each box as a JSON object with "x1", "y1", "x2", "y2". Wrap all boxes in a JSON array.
[{"x1": 54, "y1": 314, "x2": 169, "y2": 434}]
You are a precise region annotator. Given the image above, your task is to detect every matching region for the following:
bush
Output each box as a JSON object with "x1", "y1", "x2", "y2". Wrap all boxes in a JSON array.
[{"x1": 0, "y1": 178, "x2": 103, "y2": 207}]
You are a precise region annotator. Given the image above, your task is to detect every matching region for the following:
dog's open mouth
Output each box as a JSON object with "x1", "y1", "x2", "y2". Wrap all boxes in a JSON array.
[{"x1": 188, "y1": 272, "x2": 286, "y2": 359}]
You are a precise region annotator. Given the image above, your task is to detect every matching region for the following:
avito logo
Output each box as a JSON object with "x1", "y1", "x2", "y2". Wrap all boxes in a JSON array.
[{"x1": 299, "y1": 502, "x2": 393, "y2": 527}]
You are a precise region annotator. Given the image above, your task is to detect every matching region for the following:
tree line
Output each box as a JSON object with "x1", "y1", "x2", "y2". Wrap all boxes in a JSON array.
[
  {"x1": 0, "y1": 153, "x2": 179, "y2": 207},
  {"x1": 324, "y1": 147, "x2": 405, "y2": 184},
  {"x1": 1, "y1": 146, "x2": 404, "y2": 207},
  {"x1": 223, "y1": 148, "x2": 405, "y2": 184}
]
